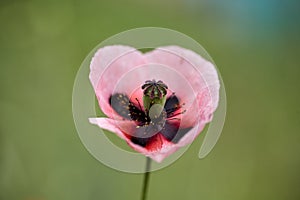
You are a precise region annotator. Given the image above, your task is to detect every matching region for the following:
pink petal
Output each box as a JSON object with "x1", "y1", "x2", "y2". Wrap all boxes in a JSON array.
[
  {"x1": 89, "y1": 117, "x2": 178, "y2": 162},
  {"x1": 90, "y1": 45, "x2": 146, "y2": 119},
  {"x1": 89, "y1": 117, "x2": 133, "y2": 140},
  {"x1": 145, "y1": 46, "x2": 220, "y2": 126},
  {"x1": 126, "y1": 134, "x2": 180, "y2": 163},
  {"x1": 175, "y1": 121, "x2": 206, "y2": 147},
  {"x1": 89, "y1": 117, "x2": 207, "y2": 162}
]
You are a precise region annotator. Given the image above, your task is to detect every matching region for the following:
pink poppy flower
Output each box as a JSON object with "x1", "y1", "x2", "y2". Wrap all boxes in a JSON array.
[{"x1": 89, "y1": 45, "x2": 220, "y2": 162}]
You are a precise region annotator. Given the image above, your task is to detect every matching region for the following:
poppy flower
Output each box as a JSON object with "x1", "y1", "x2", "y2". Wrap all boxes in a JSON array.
[{"x1": 89, "y1": 45, "x2": 220, "y2": 162}]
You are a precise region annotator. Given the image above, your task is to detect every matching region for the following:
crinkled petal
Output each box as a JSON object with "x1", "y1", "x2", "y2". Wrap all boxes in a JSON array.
[
  {"x1": 176, "y1": 121, "x2": 206, "y2": 147},
  {"x1": 89, "y1": 117, "x2": 176, "y2": 162},
  {"x1": 145, "y1": 46, "x2": 220, "y2": 126},
  {"x1": 90, "y1": 45, "x2": 146, "y2": 119},
  {"x1": 89, "y1": 117, "x2": 206, "y2": 162},
  {"x1": 126, "y1": 133, "x2": 182, "y2": 163},
  {"x1": 89, "y1": 117, "x2": 133, "y2": 140}
]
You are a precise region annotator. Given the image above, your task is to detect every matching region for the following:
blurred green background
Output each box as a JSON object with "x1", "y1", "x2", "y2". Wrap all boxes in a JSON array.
[{"x1": 1, "y1": 0, "x2": 300, "y2": 199}]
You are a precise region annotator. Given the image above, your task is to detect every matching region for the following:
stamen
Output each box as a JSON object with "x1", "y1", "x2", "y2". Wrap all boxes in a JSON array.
[
  {"x1": 166, "y1": 102, "x2": 186, "y2": 116},
  {"x1": 167, "y1": 109, "x2": 186, "y2": 119},
  {"x1": 167, "y1": 118, "x2": 181, "y2": 121},
  {"x1": 135, "y1": 98, "x2": 143, "y2": 111}
]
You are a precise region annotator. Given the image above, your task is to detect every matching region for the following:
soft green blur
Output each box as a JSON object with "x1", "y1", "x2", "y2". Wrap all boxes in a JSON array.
[{"x1": 1, "y1": 0, "x2": 300, "y2": 199}]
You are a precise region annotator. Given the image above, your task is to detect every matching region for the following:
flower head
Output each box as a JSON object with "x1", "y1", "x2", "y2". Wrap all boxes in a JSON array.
[{"x1": 89, "y1": 45, "x2": 220, "y2": 162}]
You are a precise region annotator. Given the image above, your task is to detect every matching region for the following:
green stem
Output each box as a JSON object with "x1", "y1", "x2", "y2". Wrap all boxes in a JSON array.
[{"x1": 141, "y1": 157, "x2": 151, "y2": 200}]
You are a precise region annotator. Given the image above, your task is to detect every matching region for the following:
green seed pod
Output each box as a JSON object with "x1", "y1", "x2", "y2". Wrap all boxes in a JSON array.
[{"x1": 142, "y1": 80, "x2": 168, "y2": 114}]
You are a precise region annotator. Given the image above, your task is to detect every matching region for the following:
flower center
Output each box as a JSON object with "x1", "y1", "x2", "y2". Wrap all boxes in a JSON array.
[
  {"x1": 109, "y1": 80, "x2": 187, "y2": 141},
  {"x1": 126, "y1": 80, "x2": 169, "y2": 137}
]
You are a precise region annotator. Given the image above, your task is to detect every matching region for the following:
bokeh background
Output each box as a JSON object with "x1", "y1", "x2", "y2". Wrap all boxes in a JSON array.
[{"x1": 1, "y1": 0, "x2": 300, "y2": 199}]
